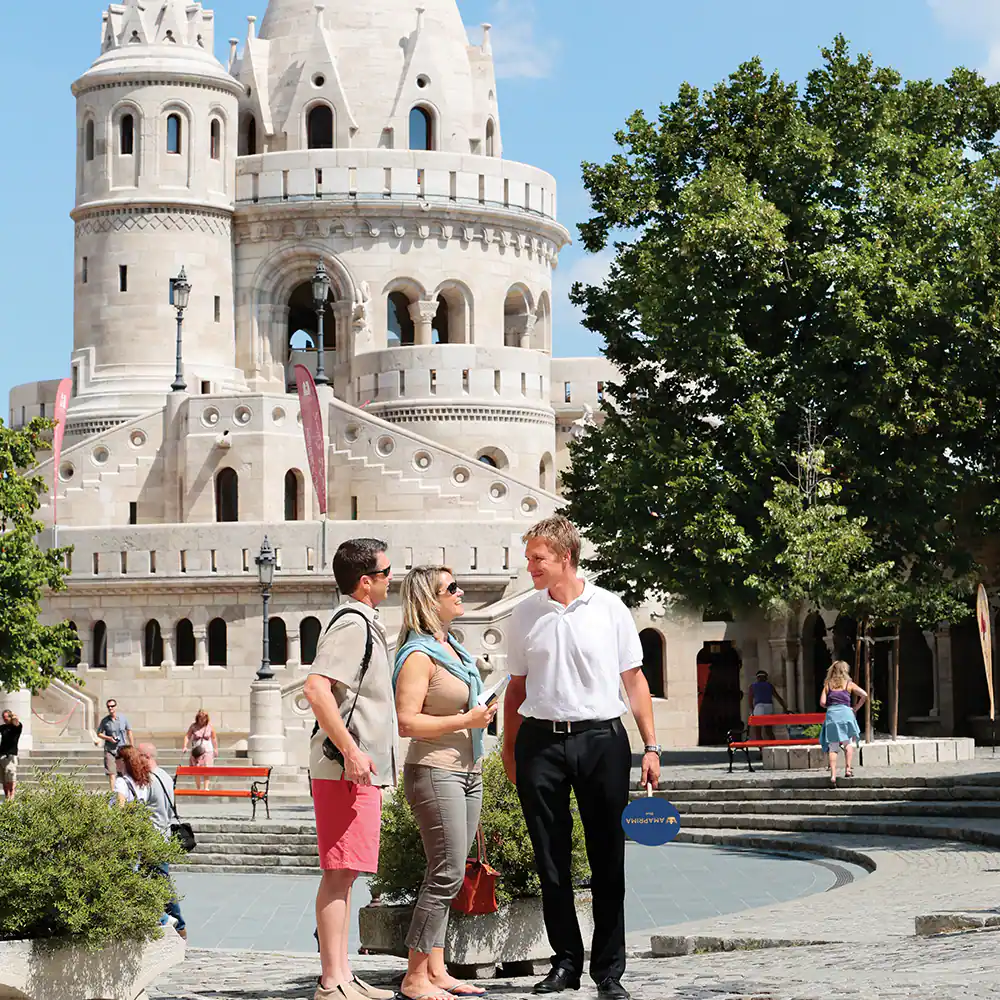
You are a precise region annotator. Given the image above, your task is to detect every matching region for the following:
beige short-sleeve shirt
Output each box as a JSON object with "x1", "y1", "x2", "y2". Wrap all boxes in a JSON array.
[{"x1": 307, "y1": 598, "x2": 399, "y2": 787}]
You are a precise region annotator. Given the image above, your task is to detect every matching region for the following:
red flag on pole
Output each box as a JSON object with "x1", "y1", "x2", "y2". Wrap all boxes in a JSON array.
[
  {"x1": 51, "y1": 378, "x2": 72, "y2": 529},
  {"x1": 294, "y1": 364, "x2": 328, "y2": 515}
]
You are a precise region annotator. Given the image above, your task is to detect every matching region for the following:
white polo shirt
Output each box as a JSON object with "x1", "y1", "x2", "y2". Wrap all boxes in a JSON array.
[{"x1": 507, "y1": 582, "x2": 644, "y2": 722}]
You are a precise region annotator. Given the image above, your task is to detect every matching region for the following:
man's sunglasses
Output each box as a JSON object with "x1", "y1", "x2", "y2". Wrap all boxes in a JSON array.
[
  {"x1": 107, "y1": 703, "x2": 117, "y2": 709},
  {"x1": 366, "y1": 566, "x2": 391, "y2": 579}
]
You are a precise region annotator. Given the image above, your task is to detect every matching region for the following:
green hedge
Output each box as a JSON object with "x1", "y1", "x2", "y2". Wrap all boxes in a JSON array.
[
  {"x1": 0, "y1": 776, "x2": 184, "y2": 948},
  {"x1": 371, "y1": 752, "x2": 590, "y2": 905}
]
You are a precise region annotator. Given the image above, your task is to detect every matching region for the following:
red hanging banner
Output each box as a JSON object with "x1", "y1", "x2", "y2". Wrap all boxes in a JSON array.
[
  {"x1": 978, "y1": 583, "x2": 995, "y2": 723},
  {"x1": 295, "y1": 364, "x2": 328, "y2": 515},
  {"x1": 51, "y1": 378, "x2": 72, "y2": 529}
]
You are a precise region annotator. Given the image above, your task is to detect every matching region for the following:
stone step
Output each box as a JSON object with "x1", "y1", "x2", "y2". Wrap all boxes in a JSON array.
[
  {"x1": 190, "y1": 821, "x2": 317, "y2": 835},
  {"x1": 188, "y1": 841, "x2": 318, "y2": 857},
  {"x1": 659, "y1": 785, "x2": 1000, "y2": 802},
  {"x1": 672, "y1": 800, "x2": 1000, "y2": 818},
  {"x1": 657, "y1": 773, "x2": 1000, "y2": 790},
  {"x1": 174, "y1": 862, "x2": 321, "y2": 875},
  {"x1": 177, "y1": 852, "x2": 320, "y2": 868}
]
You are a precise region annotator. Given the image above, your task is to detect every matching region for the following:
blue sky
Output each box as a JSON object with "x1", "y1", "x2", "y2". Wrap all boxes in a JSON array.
[{"x1": 0, "y1": 0, "x2": 996, "y2": 408}]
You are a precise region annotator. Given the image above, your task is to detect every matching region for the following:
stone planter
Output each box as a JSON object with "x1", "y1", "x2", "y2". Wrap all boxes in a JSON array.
[
  {"x1": 359, "y1": 893, "x2": 594, "y2": 978},
  {"x1": 0, "y1": 929, "x2": 184, "y2": 1000}
]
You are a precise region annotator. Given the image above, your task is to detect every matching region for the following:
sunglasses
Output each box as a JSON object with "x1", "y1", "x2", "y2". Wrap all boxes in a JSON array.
[
  {"x1": 366, "y1": 565, "x2": 391, "y2": 579},
  {"x1": 441, "y1": 581, "x2": 460, "y2": 596},
  {"x1": 107, "y1": 703, "x2": 117, "y2": 709}
]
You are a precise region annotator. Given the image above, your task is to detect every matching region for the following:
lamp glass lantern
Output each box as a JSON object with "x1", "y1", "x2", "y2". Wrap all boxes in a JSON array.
[
  {"x1": 173, "y1": 267, "x2": 191, "y2": 311},
  {"x1": 311, "y1": 261, "x2": 331, "y2": 309},
  {"x1": 256, "y1": 537, "x2": 275, "y2": 590}
]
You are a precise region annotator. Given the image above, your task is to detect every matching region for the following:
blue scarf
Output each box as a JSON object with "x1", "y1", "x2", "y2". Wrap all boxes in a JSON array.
[{"x1": 393, "y1": 630, "x2": 485, "y2": 763}]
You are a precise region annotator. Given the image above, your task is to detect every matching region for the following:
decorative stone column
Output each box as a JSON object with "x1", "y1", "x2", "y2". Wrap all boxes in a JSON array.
[
  {"x1": 194, "y1": 627, "x2": 208, "y2": 668},
  {"x1": 923, "y1": 629, "x2": 940, "y2": 717},
  {"x1": 2, "y1": 688, "x2": 32, "y2": 754},
  {"x1": 505, "y1": 314, "x2": 536, "y2": 349},
  {"x1": 287, "y1": 629, "x2": 301, "y2": 671},
  {"x1": 162, "y1": 632, "x2": 176, "y2": 670},
  {"x1": 333, "y1": 300, "x2": 353, "y2": 356},
  {"x1": 409, "y1": 299, "x2": 439, "y2": 346},
  {"x1": 935, "y1": 625, "x2": 955, "y2": 735},
  {"x1": 248, "y1": 679, "x2": 286, "y2": 766}
]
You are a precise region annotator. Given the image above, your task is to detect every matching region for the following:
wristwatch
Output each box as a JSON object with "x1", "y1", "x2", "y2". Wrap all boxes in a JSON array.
[{"x1": 644, "y1": 744, "x2": 662, "y2": 755}]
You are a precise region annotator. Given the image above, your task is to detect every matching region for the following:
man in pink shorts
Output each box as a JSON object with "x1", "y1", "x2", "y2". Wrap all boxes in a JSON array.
[{"x1": 304, "y1": 538, "x2": 399, "y2": 1000}]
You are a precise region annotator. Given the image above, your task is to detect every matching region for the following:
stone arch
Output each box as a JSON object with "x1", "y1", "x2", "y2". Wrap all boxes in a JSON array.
[
  {"x1": 143, "y1": 619, "x2": 164, "y2": 667},
  {"x1": 384, "y1": 277, "x2": 428, "y2": 348},
  {"x1": 504, "y1": 284, "x2": 535, "y2": 348},
  {"x1": 286, "y1": 278, "x2": 337, "y2": 377},
  {"x1": 66, "y1": 621, "x2": 81, "y2": 669},
  {"x1": 160, "y1": 100, "x2": 194, "y2": 186},
  {"x1": 269, "y1": 617, "x2": 288, "y2": 666},
  {"x1": 306, "y1": 102, "x2": 335, "y2": 149},
  {"x1": 696, "y1": 640, "x2": 742, "y2": 745},
  {"x1": 538, "y1": 452, "x2": 554, "y2": 491},
  {"x1": 432, "y1": 280, "x2": 474, "y2": 344},
  {"x1": 640, "y1": 628, "x2": 666, "y2": 698},
  {"x1": 84, "y1": 116, "x2": 96, "y2": 162},
  {"x1": 91, "y1": 620, "x2": 108, "y2": 668},
  {"x1": 215, "y1": 468, "x2": 238, "y2": 522},
  {"x1": 240, "y1": 112, "x2": 258, "y2": 155},
  {"x1": 207, "y1": 618, "x2": 227, "y2": 667},
  {"x1": 285, "y1": 468, "x2": 305, "y2": 521},
  {"x1": 802, "y1": 612, "x2": 832, "y2": 711},
  {"x1": 175, "y1": 618, "x2": 196, "y2": 666},
  {"x1": 409, "y1": 104, "x2": 437, "y2": 151},
  {"x1": 301, "y1": 616, "x2": 322, "y2": 665},
  {"x1": 534, "y1": 291, "x2": 552, "y2": 353},
  {"x1": 251, "y1": 246, "x2": 356, "y2": 381},
  {"x1": 476, "y1": 447, "x2": 509, "y2": 470},
  {"x1": 485, "y1": 118, "x2": 497, "y2": 157}
]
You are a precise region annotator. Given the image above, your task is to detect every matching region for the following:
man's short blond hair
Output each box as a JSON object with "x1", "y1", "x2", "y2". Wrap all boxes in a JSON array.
[{"x1": 522, "y1": 515, "x2": 581, "y2": 568}]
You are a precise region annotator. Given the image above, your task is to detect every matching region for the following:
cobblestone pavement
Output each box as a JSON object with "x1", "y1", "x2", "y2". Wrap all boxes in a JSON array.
[{"x1": 149, "y1": 931, "x2": 1000, "y2": 1000}]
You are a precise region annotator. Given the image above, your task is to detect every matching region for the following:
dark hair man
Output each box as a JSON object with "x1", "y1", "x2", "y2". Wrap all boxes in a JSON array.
[
  {"x1": 302, "y1": 539, "x2": 398, "y2": 1000},
  {"x1": 0, "y1": 710, "x2": 23, "y2": 800},
  {"x1": 503, "y1": 516, "x2": 661, "y2": 1000},
  {"x1": 96, "y1": 699, "x2": 133, "y2": 792}
]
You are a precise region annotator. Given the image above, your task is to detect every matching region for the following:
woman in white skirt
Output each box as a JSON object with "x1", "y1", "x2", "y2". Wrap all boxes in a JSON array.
[{"x1": 819, "y1": 660, "x2": 867, "y2": 785}]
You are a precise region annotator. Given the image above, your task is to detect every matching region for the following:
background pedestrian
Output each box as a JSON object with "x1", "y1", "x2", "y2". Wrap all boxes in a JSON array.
[
  {"x1": 96, "y1": 699, "x2": 132, "y2": 792},
  {"x1": 820, "y1": 661, "x2": 867, "y2": 785},
  {"x1": 183, "y1": 710, "x2": 218, "y2": 789},
  {"x1": 0, "y1": 709, "x2": 23, "y2": 800}
]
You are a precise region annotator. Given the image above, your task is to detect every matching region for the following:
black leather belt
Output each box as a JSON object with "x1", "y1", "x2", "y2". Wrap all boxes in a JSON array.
[{"x1": 522, "y1": 717, "x2": 616, "y2": 735}]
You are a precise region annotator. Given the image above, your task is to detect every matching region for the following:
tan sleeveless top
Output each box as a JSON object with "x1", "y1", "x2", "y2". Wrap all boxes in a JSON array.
[{"x1": 405, "y1": 661, "x2": 480, "y2": 773}]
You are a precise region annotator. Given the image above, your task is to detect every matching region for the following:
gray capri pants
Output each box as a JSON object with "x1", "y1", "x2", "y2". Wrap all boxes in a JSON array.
[{"x1": 403, "y1": 763, "x2": 483, "y2": 954}]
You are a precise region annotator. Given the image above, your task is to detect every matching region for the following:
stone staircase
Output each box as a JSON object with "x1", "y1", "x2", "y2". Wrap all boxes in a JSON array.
[{"x1": 176, "y1": 819, "x2": 321, "y2": 874}]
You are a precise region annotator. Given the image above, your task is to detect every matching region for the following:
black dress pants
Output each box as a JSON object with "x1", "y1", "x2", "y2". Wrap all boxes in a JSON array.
[{"x1": 515, "y1": 718, "x2": 631, "y2": 983}]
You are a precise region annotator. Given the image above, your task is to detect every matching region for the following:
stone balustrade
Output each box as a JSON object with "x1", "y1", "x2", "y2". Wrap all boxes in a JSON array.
[{"x1": 235, "y1": 148, "x2": 558, "y2": 221}]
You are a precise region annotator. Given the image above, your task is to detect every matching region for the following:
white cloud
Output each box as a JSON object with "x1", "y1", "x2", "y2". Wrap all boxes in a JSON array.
[
  {"x1": 473, "y1": 0, "x2": 557, "y2": 80},
  {"x1": 927, "y1": 0, "x2": 1000, "y2": 81}
]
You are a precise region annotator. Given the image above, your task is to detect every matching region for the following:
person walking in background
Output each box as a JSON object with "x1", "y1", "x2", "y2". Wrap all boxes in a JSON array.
[
  {"x1": 503, "y1": 516, "x2": 661, "y2": 1000},
  {"x1": 820, "y1": 660, "x2": 867, "y2": 786},
  {"x1": 393, "y1": 566, "x2": 498, "y2": 1000},
  {"x1": 183, "y1": 710, "x2": 218, "y2": 789},
  {"x1": 97, "y1": 699, "x2": 133, "y2": 792},
  {"x1": 748, "y1": 670, "x2": 787, "y2": 740},
  {"x1": 139, "y1": 743, "x2": 187, "y2": 940},
  {"x1": 302, "y1": 539, "x2": 398, "y2": 1000},
  {"x1": 0, "y1": 709, "x2": 23, "y2": 801}
]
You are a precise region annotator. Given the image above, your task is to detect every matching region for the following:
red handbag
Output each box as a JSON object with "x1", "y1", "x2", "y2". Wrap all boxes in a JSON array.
[{"x1": 451, "y1": 826, "x2": 500, "y2": 916}]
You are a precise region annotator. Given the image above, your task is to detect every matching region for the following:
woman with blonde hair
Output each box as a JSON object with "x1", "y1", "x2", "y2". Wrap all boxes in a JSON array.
[
  {"x1": 393, "y1": 566, "x2": 498, "y2": 1000},
  {"x1": 819, "y1": 660, "x2": 867, "y2": 785},
  {"x1": 183, "y1": 709, "x2": 218, "y2": 789}
]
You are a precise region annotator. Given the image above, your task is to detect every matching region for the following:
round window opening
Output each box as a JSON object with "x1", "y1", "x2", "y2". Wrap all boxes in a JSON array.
[
  {"x1": 376, "y1": 435, "x2": 396, "y2": 457},
  {"x1": 312, "y1": 73, "x2": 326, "y2": 88},
  {"x1": 129, "y1": 429, "x2": 147, "y2": 449},
  {"x1": 521, "y1": 497, "x2": 539, "y2": 515},
  {"x1": 451, "y1": 627, "x2": 465, "y2": 644},
  {"x1": 234, "y1": 405, "x2": 252, "y2": 426},
  {"x1": 92, "y1": 446, "x2": 110, "y2": 466},
  {"x1": 272, "y1": 406, "x2": 286, "y2": 425},
  {"x1": 59, "y1": 463, "x2": 75, "y2": 483},
  {"x1": 416, "y1": 75, "x2": 430, "y2": 89},
  {"x1": 452, "y1": 466, "x2": 471, "y2": 485},
  {"x1": 345, "y1": 424, "x2": 361, "y2": 443},
  {"x1": 489, "y1": 483, "x2": 508, "y2": 502},
  {"x1": 202, "y1": 406, "x2": 221, "y2": 427},
  {"x1": 483, "y1": 628, "x2": 502, "y2": 648},
  {"x1": 413, "y1": 451, "x2": 432, "y2": 471}
]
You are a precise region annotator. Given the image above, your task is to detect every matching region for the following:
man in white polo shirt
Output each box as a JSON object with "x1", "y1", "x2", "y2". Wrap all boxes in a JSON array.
[{"x1": 502, "y1": 516, "x2": 660, "y2": 1000}]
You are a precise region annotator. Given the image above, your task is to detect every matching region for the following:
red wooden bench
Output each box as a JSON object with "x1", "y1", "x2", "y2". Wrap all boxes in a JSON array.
[
  {"x1": 174, "y1": 765, "x2": 272, "y2": 819},
  {"x1": 727, "y1": 713, "x2": 826, "y2": 773}
]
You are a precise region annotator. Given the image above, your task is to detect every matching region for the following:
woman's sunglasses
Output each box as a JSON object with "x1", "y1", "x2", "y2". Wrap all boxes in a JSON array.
[{"x1": 441, "y1": 580, "x2": 460, "y2": 596}]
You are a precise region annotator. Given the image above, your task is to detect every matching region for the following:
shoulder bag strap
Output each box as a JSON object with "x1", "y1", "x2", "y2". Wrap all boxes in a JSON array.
[
  {"x1": 153, "y1": 771, "x2": 182, "y2": 824},
  {"x1": 312, "y1": 609, "x2": 374, "y2": 735},
  {"x1": 474, "y1": 825, "x2": 488, "y2": 865}
]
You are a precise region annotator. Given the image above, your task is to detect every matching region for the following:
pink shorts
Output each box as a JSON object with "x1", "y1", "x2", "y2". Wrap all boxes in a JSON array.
[{"x1": 312, "y1": 778, "x2": 383, "y2": 873}]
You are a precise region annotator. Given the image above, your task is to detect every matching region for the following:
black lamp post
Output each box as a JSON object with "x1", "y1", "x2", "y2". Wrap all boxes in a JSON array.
[
  {"x1": 255, "y1": 536, "x2": 275, "y2": 681},
  {"x1": 171, "y1": 267, "x2": 192, "y2": 392},
  {"x1": 311, "y1": 260, "x2": 331, "y2": 385}
]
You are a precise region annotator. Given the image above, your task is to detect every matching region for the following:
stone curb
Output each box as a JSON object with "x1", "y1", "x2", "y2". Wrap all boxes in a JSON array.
[
  {"x1": 649, "y1": 933, "x2": 830, "y2": 958},
  {"x1": 672, "y1": 829, "x2": 878, "y2": 872},
  {"x1": 915, "y1": 913, "x2": 1000, "y2": 936}
]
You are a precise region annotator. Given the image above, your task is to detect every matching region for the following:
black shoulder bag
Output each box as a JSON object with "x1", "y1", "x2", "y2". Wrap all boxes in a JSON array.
[
  {"x1": 154, "y1": 771, "x2": 197, "y2": 852},
  {"x1": 310, "y1": 608, "x2": 375, "y2": 768}
]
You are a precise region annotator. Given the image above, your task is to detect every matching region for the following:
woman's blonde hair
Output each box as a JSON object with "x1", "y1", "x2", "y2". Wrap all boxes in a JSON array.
[
  {"x1": 824, "y1": 660, "x2": 852, "y2": 690},
  {"x1": 398, "y1": 566, "x2": 453, "y2": 647}
]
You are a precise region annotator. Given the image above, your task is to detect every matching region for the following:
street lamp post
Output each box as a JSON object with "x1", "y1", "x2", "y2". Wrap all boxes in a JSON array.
[
  {"x1": 255, "y1": 536, "x2": 275, "y2": 681},
  {"x1": 171, "y1": 267, "x2": 192, "y2": 392},
  {"x1": 311, "y1": 260, "x2": 331, "y2": 385}
]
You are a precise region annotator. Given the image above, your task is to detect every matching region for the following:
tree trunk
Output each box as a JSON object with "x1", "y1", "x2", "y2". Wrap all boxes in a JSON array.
[{"x1": 891, "y1": 622, "x2": 901, "y2": 740}]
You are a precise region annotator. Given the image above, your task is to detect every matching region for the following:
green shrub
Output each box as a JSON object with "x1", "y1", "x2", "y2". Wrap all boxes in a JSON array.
[
  {"x1": 371, "y1": 752, "x2": 590, "y2": 905},
  {"x1": 801, "y1": 724, "x2": 822, "y2": 739},
  {"x1": 0, "y1": 775, "x2": 184, "y2": 948}
]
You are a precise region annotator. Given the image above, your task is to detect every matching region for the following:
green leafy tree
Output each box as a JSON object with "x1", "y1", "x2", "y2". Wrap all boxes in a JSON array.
[
  {"x1": 566, "y1": 37, "x2": 1000, "y2": 625},
  {"x1": 0, "y1": 418, "x2": 78, "y2": 692}
]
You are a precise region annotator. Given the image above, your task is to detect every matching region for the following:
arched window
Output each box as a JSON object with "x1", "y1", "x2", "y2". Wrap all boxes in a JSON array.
[
  {"x1": 409, "y1": 106, "x2": 434, "y2": 151},
  {"x1": 210, "y1": 118, "x2": 221, "y2": 160},
  {"x1": 478, "y1": 454, "x2": 498, "y2": 468},
  {"x1": 307, "y1": 105, "x2": 334, "y2": 149},
  {"x1": 208, "y1": 618, "x2": 227, "y2": 666},
  {"x1": 388, "y1": 291, "x2": 415, "y2": 346},
  {"x1": 66, "y1": 621, "x2": 81, "y2": 668},
  {"x1": 485, "y1": 119, "x2": 496, "y2": 157},
  {"x1": 92, "y1": 621, "x2": 108, "y2": 668},
  {"x1": 301, "y1": 616, "x2": 322, "y2": 666},
  {"x1": 241, "y1": 115, "x2": 258, "y2": 156},
  {"x1": 175, "y1": 619, "x2": 196, "y2": 666},
  {"x1": 432, "y1": 296, "x2": 449, "y2": 344},
  {"x1": 640, "y1": 629, "x2": 666, "y2": 698},
  {"x1": 216, "y1": 468, "x2": 238, "y2": 522},
  {"x1": 269, "y1": 617, "x2": 288, "y2": 666},
  {"x1": 167, "y1": 114, "x2": 182, "y2": 155},
  {"x1": 85, "y1": 119, "x2": 95, "y2": 162},
  {"x1": 285, "y1": 470, "x2": 303, "y2": 521},
  {"x1": 538, "y1": 452, "x2": 554, "y2": 491},
  {"x1": 143, "y1": 619, "x2": 164, "y2": 667},
  {"x1": 120, "y1": 114, "x2": 134, "y2": 155}
]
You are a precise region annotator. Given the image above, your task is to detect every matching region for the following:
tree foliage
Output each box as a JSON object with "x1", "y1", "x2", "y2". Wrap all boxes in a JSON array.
[
  {"x1": 0, "y1": 418, "x2": 78, "y2": 692},
  {"x1": 566, "y1": 37, "x2": 1000, "y2": 625}
]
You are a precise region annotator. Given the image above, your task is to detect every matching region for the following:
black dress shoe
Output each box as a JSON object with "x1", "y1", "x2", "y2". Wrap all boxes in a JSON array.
[
  {"x1": 533, "y1": 969, "x2": 581, "y2": 994},
  {"x1": 597, "y1": 979, "x2": 630, "y2": 1000}
]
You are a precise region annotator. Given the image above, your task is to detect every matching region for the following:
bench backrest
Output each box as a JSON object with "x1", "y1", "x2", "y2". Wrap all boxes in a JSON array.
[
  {"x1": 175, "y1": 766, "x2": 271, "y2": 779},
  {"x1": 748, "y1": 713, "x2": 825, "y2": 726}
]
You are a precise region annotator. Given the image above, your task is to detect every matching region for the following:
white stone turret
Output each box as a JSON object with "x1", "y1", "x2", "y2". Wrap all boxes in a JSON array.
[{"x1": 68, "y1": 0, "x2": 247, "y2": 436}]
